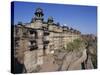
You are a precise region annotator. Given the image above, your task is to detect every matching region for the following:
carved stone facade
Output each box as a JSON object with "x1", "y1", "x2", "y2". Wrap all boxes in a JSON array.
[{"x1": 13, "y1": 8, "x2": 81, "y2": 69}]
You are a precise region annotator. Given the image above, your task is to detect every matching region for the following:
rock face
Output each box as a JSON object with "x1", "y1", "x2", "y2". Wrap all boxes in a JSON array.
[
  {"x1": 67, "y1": 49, "x2": 87, "y2": 70},
  {"x1": 24, "y1": 51, "x2": 37, "y2": 72},
  {"x1": 53, "y1": 49, "x2": 87, "y2": 71},
  {"x1": 20, "y1": 36, "x2": 96, "y2": 73},
  {"x1": 81, "y1": 34, "x2": 97, "y2": 69},
  {"x1": 23, "y1": 45, "x2": 95, "y2": 73},
  {"x1": 28, "y1": 48, "x2": 91, "y2": 72},
  {"x1": 84, "y1": 55, "x2": 94, "y2": 69}
]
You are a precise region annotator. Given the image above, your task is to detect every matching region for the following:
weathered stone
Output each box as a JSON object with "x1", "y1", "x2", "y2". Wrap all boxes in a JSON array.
[{"x1": 24, "y1": 51, "x2": 37, "y2": 72}]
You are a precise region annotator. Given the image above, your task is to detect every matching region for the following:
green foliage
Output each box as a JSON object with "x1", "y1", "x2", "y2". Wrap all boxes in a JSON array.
[{"x1": 66, "y1": 38, "x2": 84, "y2": 52}]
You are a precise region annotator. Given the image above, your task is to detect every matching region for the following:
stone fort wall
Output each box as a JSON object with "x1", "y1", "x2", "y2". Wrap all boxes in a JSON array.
[{"x1": 13, "y1": 8, "x2": 81, "y2": 68}]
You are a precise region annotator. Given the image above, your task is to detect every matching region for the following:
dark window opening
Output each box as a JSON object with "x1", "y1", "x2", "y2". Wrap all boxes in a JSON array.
[
  {"x1": 15, "y1": 37, "x2": 20, "y2": 41},
  {"x1": 15, "y1": 41, "x2": 19, "y2": 47},
  {"x1": 43, "y1": 45, "x2": 48, "y2": 50},
  {"x1": 42, "y1": 26, "x2": 48, "y2": 30},
  {"x1": 29, "y1": 41, "x2": 38, "y2": 51},
  {"x1": 43, "y1": 45, "x2": 48, "y2": 55},
  {"x1": 43, "y1": 41, "x2": 49, "y2": 45},
  {"x1": 44, "y1": 31, "x2": 50, "y2": 35},
  {"x1": 30, "y1": 30, "x2": 36, "y2": 34},
  {"x1": 30, "y1": 31, "x2": 34, "y2": 34},
  {"x1": 29, "y1": 46, "x2": 38, "y2": 51},
  {"x1": 30, "y1": 40, "x2": 36, "y2": 45},
  {"x1": 29, "y1": 30, "x2": 38, "y2": 39}
]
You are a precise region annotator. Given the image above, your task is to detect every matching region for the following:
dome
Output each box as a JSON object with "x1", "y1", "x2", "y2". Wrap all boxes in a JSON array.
[
  {"x1": 35, "y1": 8, "x2": 43, "y2": 13},
  {"x1": 48, "y1": 16, "x2": 53, "y2": 21},
  {"x1": 34, "y1": 8, "x2": 44, "y2": 17},
  {"x1": 47, "y1": 16, "x2": 54, "y2": 23}
]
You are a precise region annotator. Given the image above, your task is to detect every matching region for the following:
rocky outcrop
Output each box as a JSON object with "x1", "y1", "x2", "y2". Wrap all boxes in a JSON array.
[
  {"x1": 23, "y1": 46, "x2": 95, "y2": 73},
  {"x1": 24, "y1": 50, "x2": 37, "y2": 72},
  {"x1": 22, "y1": 37, "x2": 96, "y2": 73},
  {"x1": 67, "y1": 49, "x2": 87, "y2": 70},
  {"x1": 54, "y1": 49, "x2": 87, "y2": 71},
  {"x1": 32, "y1": 48, "x2": 88, "y2": 72}
]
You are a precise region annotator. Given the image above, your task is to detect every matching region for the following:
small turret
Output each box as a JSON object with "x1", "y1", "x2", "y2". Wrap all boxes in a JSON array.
[
  {"x1": 34, "y1": 8, "x2": 44, "y2": 21},
  {"x1": 18, "y1": 21, "x2": 23, "y2": 25},
  {"x1": 57, "y1": 22, "x2": 60, "y2": 26},
  {"x1": 70, "y1": 27, "x2": 74, "y2": 33},
  {"x1": 47, "y1": 16, "x2": 54, "y2": 24}
]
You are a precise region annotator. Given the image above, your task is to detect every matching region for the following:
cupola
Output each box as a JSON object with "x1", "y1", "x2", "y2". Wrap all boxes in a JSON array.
[{"x1": 34, "y1": 8, "x2": 44, "y2": 18}]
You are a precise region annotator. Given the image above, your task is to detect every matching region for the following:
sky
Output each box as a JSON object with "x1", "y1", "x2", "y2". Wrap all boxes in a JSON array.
[{"x1": 12, "y1": 1, "x2": 97, "y2": 35}]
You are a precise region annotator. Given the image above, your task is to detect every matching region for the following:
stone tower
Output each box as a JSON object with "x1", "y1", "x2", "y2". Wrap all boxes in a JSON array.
[{"x1": 34, "y1": 8, "x2": 44, "y2": 65}]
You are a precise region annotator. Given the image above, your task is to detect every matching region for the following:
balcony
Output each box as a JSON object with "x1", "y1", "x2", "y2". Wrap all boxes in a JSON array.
[
  {"x1": 44, "y1": 30, "x2": 50, "y2": 35},
  {"x1": 28, "y1": 40, "x2": 38, "y2": 51}
]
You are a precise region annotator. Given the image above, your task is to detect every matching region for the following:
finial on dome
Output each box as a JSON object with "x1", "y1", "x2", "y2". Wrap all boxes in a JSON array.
[{"x1": 34, "y1": 8, "x2": 44, "y2": 17}]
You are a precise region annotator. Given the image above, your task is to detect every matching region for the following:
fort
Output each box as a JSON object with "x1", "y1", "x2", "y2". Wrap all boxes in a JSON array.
[{"x1": 13, "y1": 8, "x2": 82, "y2": 72}]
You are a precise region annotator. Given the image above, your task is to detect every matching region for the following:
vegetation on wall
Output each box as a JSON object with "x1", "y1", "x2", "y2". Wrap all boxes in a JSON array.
[{"x1": 66, "y1": 38, "x2": 85, "y2": 52}]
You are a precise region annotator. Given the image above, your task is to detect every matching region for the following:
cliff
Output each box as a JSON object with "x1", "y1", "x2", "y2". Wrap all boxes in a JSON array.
[{"x1": 23, "y1": 36, "x2": 97, "y2": 72}]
